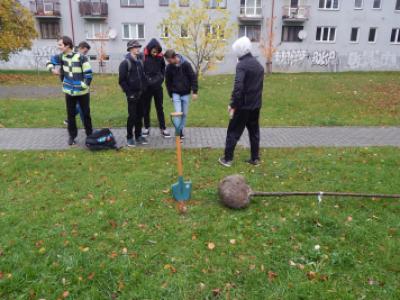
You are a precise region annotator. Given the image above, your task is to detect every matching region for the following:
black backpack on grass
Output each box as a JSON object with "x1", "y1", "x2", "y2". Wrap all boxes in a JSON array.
[{"x1": 86, "y1": 128, "x2": 118, "y2": 151}]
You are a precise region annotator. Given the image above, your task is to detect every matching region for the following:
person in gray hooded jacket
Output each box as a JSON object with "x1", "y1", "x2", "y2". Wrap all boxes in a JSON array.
[{"x1": 219, "y1": 36, "x2": 264, "y2": 167}]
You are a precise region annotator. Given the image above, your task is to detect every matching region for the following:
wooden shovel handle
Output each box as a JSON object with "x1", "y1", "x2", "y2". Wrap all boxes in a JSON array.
[
  {"x1": 176, "y1": 136, "x2": 183, "y2": 176},
  {"x1": 171, "y1": 112, "x2": 183, "y2": 117}
]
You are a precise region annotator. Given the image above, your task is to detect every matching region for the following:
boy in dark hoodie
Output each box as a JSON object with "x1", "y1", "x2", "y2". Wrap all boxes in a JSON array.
[
  {"x1": 164, "y1": 49, "x2": 198, "y2": 140},
  {"x1": 142, "y1": 39, "x2": 170, "y2": 138},
  {"x1": 118, "y1": 40, "x2": 148, "y2": 147}
]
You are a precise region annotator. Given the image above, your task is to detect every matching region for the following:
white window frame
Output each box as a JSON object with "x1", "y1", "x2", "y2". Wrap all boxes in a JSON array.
[
  {"x1": 318, "y1": 0, "x2": 340, "y2": 10},
  {"x1": 159, "y1": 0, "x2": 169, "y2": 6},
  {"x1": 160, "y1": 24, "x2": 169, "y2": 39},
  {"x1": 349, "y1": 27, "x2": 359, "y2": 43},
  {"x1": 372, "y1": 0, "x2": 381, "y2": 9},
  {"x1": 122, "y1": 23, "x2": 145, "y2": 40},
  {"x1": 315, "y1": 26, "x2": 336, "y2": 43},
  {"x1": 240, "y1": 0, "x2": 262, "y2": 16},
  {"x1": 43, "y1": 0, "x2": 54, "y2": 13},
  {"x1": 208, "y1": 0, "x2": 227, "y2": 9},
  {"x1": 239, "y1": 24, "x2": 261, "y2": 42},
  {"x1": 120, "y1": 0, "x2": 144, "y2": 7},
  {"x1": 390, "y1": 28, "x2": 400, "y2": 44},
  {"x1": 85, "y1": 22, "x2": 108, "y2": 40},
  {"x1": 354, "y1": 0, "x2": 363, "y2": 9},
  {"x1": 368, "y1": 27, "x2": 377, "y2": 43}
]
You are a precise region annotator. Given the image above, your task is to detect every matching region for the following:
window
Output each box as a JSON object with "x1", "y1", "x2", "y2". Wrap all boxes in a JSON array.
[
  {"x1": 85, "y1": 22, "x2": 108, "y2": 40},
  {"x1": 122, "y1": 23, "x2": 145, "y2": 39},
  {"x1": 396, "y1": 0, "x2": 400, "y2": 10},
  {"x1": 43, "y1": 0, "x2": 55, "y2": 13},
  {"x1": 120, "y1": 0, "x2": 144, "y2": 7},
  {"x1": 205, "y1": 25, "x2": 225, "y2": 39},
  {"x1": 160, "y1": 25, "x2": 169, "y2": 38},
  {"x1": 318, "y1": 0, "x2": 339, "y2": 9},
  {"x1": 316, "y1": 26, "x2": 336, "y2": 42},
  {"x1": 390, "y1": 28, "x2": 400, "y2": 43},
  {"x1": 354, "y1": 0, "x2": 363, "y2": 9},
  {"x1": 179, "y1": 0, "x2": 189, "y2": 7},
  {"x1": 159, "y1": 0, "x2": 169, "y2": 6},
  {"x1": 180, "y1": 25, "x2": 188, "y2": 38},
  {"x1": 368, "y1": 27, "x2": 377, "y2": 42},
  {"x1": 208, "y1": 0, "x2": 227, "y2": 8},
  {"x1": 350, "y1": 27, "x2": 359, "y2": 42},
  {"x1": 39, "y1": 20, "x2": 60, "y2": 39},
  {"x1": 240, "y1": 0, "x2": 262, "y2": 16},
  {"x1": 89, "y1": 55, "x2": 97, "y2": 61},
  {"x1": 281, "y1": 26, "x2": 303, "y2": 42},
  {"x1": 239, "y1": 25, "x2": 261, "y2": 42},
  {"x1": 372, "y1": 0, "x2": 381, "y2": 9}
]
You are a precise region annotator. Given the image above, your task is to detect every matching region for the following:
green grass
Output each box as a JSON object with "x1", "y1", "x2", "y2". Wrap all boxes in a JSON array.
[
  {"x1": 1, "y1": 147, "x2": 399, "y2": 299},
  {"x1": 0, "y1": 71, "x2": 399, "y2": 128}
]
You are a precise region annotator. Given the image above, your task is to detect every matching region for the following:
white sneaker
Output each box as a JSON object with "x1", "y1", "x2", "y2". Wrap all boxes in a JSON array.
[
  {"x1": 142, "y1": 128, "x2": 150, "y2": 137},
  {"x1": 161, "y1": 129, "x2": 171, "y2": 138}
]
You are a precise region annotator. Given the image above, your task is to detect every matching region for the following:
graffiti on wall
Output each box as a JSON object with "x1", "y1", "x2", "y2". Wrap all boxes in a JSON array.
[
  {"x1": 347, "y1": 51, "x2": 397, "y2": 70},
  {"x1": 273, "y1": 50, "x2": 337, "y2": 67}
]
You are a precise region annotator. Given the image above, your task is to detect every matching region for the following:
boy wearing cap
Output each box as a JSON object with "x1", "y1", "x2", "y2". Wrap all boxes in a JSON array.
[
  {"x1": 118, "y1": 40, "x2": 148, "y2": 147},
  {"x1": 219, "y1": 36, "x2": 264, "y2": 167}
]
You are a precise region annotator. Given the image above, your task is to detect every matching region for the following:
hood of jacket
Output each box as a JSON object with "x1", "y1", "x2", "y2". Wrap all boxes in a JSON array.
[
  {"x1": 232, "y1": 36, "x2": 252, "y2": 58},
  {"x1": 144, "y1": 38, "x2": 163, "y2": 56}
]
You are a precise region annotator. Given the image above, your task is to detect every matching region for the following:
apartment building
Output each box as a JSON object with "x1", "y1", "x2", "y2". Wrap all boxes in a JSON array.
[{"x1": 1, "y1": 0, "x2": 399, "y2": 73}]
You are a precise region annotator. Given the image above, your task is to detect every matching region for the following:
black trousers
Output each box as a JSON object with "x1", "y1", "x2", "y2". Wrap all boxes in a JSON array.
[
  {"x1": 126, "y1": 95, "x2": 143, "y2": 140},
  {"x1": 142, "y1": 86, "x2": 166, "y2": 130},
  {"x1": 65, "y1": 93, "x2": 93, "y2": 139},
  {"x1": 224, "y1": 108, "x2": 260, "y2": 161}
]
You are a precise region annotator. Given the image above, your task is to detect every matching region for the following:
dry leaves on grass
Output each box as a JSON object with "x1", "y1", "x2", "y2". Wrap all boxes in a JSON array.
[
  {"x1": 268, "y1": 271, "x2": 278, "y2": 282},
  {"x1": 164, "y1": 264, "x2": 177, "y2": 274},
  {"x1": 207, "y1": 242, "x2": 216, "y2": 250}
]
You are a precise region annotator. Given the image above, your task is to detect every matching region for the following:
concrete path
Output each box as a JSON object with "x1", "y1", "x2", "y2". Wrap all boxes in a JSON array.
[
  {"x1": 0, "y1": 86, "x2": 61, "y2": 99},
  {"x1": 0, "y1": 127, "x2": 399, "y2": 150}
]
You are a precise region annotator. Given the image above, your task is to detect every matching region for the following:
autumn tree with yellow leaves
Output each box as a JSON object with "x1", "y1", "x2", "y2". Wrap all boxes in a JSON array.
[
  {"x1": 0, "y1": 0, "x2": 38, "y2": 61},
  {"x1": 161, "y1": 0, "x2": 234, "y2": 75}
]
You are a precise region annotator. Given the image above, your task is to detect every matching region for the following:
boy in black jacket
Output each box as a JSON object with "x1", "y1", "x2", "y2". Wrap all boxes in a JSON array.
[
  {"x1": 164, "y1": 49, "x2": 198, "y2": 139},
  {"x1": 118, "y1": 40, "x2": 148, "y2": 147},
  {"x1": 142, "y1": 39, "x2": 170, "y2": 138},
  {"x1": 219, "y1": 37, "x2": 264, "y2": 167}
]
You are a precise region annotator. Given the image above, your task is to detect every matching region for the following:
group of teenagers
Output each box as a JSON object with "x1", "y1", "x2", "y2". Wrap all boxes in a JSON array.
[{"x1": 46, "y1": 35, "x2": 264, "y2": 167}]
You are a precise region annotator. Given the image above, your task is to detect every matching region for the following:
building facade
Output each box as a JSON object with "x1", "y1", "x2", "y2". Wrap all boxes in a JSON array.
[{"x1": 1, "y1": 0, "x2": 399, "y2": 73}]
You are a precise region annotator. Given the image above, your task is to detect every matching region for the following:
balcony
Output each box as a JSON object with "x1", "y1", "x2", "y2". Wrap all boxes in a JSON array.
[
  {"x1": 282, "y1": 5, "x2": 310, "y2": 22},
  {"x1": 79, "y1": 1, "x2": 108, "y2": 19},
  {"x1": 238, "y1": 6, "x2": 263, "y2": 22},
  {"x1": 30, "y1": 0, "x2": 61, "y2": 18}
]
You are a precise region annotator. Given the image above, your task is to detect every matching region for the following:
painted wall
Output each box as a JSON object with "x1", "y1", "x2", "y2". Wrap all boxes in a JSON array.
[{"x1": 1, "y1": 0, "x2": 399, "y2": 73}]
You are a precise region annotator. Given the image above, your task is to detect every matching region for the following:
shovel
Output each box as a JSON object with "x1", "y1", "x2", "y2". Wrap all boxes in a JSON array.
[{"x1": 170, "y1": 112, "x2": 192, "y2": 201}]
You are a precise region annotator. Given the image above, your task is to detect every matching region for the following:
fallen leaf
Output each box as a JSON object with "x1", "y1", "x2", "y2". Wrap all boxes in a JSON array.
[
  {"x1": 289, "y1": 260, "x2": 296, "y2": 266},
  {"x1": 62, "y1": 291, "x2": 69, "y2": 298},
  {"x1": 164, "y1": 264, "x2": 177, "y2": 273},
  {"x1": 208, "y1": 242, "x2": 216, "y2": 250},
  {"x1": 109, "y1": 220, "x2": 117, "y2": 229},
  {"x1": 121, "y1": 247, "x2": 128, "y2": 255},
  {"x1": 268, "y1": 271, "x2": 278, "y2": 282},
  {"x1": 79, "y1": 246, "x2": 89, "y2": 252},
  {"x1": 249, "y1": 264, "x2": 256, "y2": 270},
  {"x1": 118, "y1": 280, "x2": 125, "y2": 291},
  {"x1": 109, "y1": 251, "x2": 118, "y2": 259},
  {"x1": 212, "y1": 288, "x2": 221, "y2": 296},
  {"x1": 38, "y1": 247, "x2": 46, "y2": 254},
  {"x1": 192, "y1": 234, "x2": 197, "y2": 240},
  {"x1": 88, "y1": 272, "x2": 95, "y2": 280},
  {"x1": 199, "y1": 282, "x2": 206, "y2": 290},
  {"x1": 307, "y1": 271, "x2": 317, "y2": 280},
  {"x1": 0, "y1": 272, "x2": 3, "y2": 279},
  {"x1": 162, "y1": 189, "x2": 170, "y2": 194},
  {"x1": 229, "y1": 239, "x2": 236, "y2": 245},
  {"x1": 347, "y1": 216, "x2": 353, "y2": 222},
  {"x1": 319, "y1": 274, "x2": 329, "y2": 281}
]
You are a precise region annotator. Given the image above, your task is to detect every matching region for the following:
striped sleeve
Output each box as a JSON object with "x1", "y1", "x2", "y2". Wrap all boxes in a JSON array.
[
  {"x1": 46, "y1": 54, "x2": 61, "y2": 72},
  {"x1": 81, "y1": 56, "x2": 93, "y2": 86}
]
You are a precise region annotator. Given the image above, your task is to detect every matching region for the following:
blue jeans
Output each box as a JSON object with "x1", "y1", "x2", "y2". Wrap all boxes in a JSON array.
[{"x1": 172, "y1": 93, "x2": 190, "y2": 132}]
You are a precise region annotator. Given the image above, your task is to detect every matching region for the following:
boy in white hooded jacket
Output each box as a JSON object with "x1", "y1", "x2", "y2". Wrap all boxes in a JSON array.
[{"x1": 219, "y1": 37, "x2": 264, "y2": 167}]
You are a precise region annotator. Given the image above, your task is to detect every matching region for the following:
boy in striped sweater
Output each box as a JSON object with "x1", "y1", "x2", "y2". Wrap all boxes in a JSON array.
[{"x1": 47, "y1": 36, "x2": 93, "y2": 145}]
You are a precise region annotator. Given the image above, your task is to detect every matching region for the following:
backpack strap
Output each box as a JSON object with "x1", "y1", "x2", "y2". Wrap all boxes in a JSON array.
[{"x1": 125, "y1": 58, "x2": 132, "y2": 80}]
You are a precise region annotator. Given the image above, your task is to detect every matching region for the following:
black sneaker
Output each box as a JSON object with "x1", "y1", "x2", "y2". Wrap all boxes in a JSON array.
[
  {"x1": 246, "y1": 159, "x2": 261, "y2": 166},
  {"x1": 218, "y1": 157, "x2": 232, "y2": 167},
  {"x1": 136, "y1": 136, "x2": 149, "y2": 145},
  {"x1": 180, "y1": 130, "x2": 185, "y2": 140},
  {"x1": 68, "y1": 137, "x2": 76, "y2": 146}
]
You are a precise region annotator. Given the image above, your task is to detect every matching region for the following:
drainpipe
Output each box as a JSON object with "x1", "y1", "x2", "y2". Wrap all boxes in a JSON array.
[
  {"x1": 266, "y1": 0, "x2": 275, "y2": 74},
  {"x1": 68, "y1": 0, "x2": 76, "y2": 44}
]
